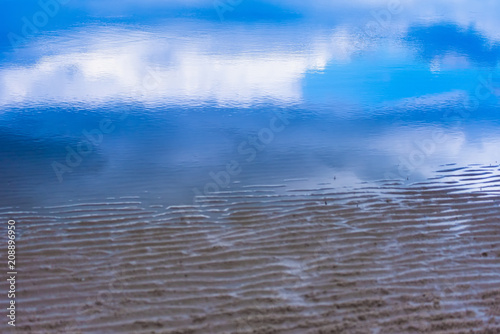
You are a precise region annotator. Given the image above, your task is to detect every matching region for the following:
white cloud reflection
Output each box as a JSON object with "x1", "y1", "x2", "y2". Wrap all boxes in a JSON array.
[
  {"x1": 1, "y1": 25, "x2": 335, "y2": 107},
  {"x1": 1, "y1": 0, "x2": 500, "y2": 108}
]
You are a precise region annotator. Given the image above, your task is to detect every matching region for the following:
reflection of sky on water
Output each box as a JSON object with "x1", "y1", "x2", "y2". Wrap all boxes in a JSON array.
[
  {"x1": 1, "y1": 23, "x2": 326, "y2": 107},
  {"x1": 1, "y1": 0, "x2": 500, "y2": 205}
]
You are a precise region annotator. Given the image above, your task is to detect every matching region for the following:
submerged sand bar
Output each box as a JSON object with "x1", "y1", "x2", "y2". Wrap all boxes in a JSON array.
[{"x1": 6, "y1": 164, "x2": 500, "y2": 333}]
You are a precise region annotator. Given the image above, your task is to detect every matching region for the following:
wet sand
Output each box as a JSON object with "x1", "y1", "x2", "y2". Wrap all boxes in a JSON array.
[{"x1": 4, "y1": 164, "x2": 500, "y2": 333}]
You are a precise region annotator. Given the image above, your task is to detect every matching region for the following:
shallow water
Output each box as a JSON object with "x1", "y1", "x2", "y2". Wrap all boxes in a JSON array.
[
  {"x1": 2, "y1": 1, "x2": 500, "y2": 208},
  {"x1": 6, "y1": 164, "x2": 500, "y2": 333},
  {"x1": 2, "y1": 1, "x2": 500, "y2": 333}
]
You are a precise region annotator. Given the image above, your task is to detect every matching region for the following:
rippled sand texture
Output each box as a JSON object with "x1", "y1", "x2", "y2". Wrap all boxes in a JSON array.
[{"x1": 5, "y1": 164, "x2": 500, "y2": 333}]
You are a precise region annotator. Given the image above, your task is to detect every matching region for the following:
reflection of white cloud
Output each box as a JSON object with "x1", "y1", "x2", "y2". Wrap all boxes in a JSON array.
[
  {"x1": 0, "y1": 26, "x2": 336, "y2": 107},
  {"x1": 370, "y1": 126, "x2": 467, "y2": 179},
  {"x1": 2, "y1": 0, "x2": 500, "y2": 108},
  {"x1": 390, "y1": 91, "x2": 468, "y2": 110},
  {"x1": 280, "y1": 0, "x2": 500, "y2": 42},
  {"x1": 430, "y1": 53, "x2": 471, "y2": 73},
  {"x1": 372, "y1": 125, "x2": 500, "y2": 180}
]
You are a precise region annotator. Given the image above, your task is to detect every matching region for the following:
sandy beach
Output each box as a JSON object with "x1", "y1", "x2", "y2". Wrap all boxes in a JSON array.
[{"x1": 5, "y1": 164, "x2": 499, "y2": 333}]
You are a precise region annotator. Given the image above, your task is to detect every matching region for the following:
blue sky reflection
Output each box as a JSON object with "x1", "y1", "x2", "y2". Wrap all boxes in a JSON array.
[{"x1": 1, "y1": 0, "x2": 500, "y2": 205}]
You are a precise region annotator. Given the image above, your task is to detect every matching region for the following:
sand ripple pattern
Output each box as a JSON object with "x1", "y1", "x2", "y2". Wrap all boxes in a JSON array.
[{"x1": 1, "y1": 164, "x2": 500, "y2": 333}]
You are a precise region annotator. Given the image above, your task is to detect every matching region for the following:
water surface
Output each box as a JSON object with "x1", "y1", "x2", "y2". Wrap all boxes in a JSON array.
[{"x1": 2, "y1": 0, "x2": 500, "y2": 208}]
